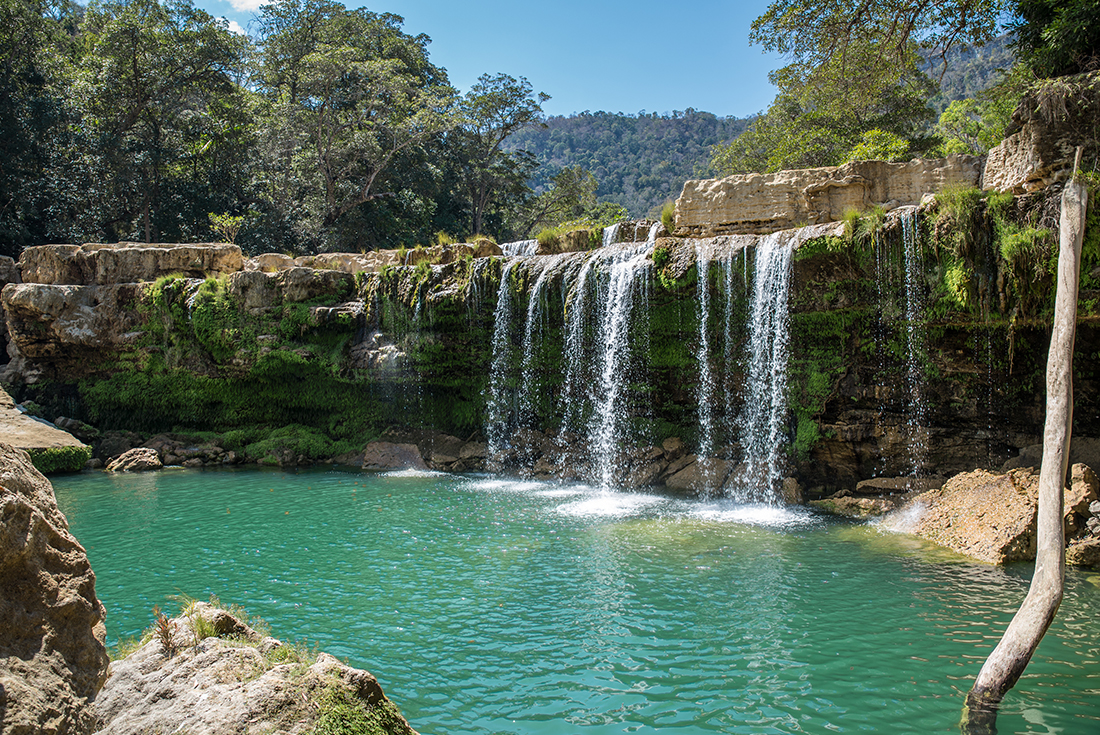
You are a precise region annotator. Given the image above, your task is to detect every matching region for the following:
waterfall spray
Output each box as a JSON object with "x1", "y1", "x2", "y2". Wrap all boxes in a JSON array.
[{"x1": 734, "y1": 232, "x2": 793, "y2": 502}]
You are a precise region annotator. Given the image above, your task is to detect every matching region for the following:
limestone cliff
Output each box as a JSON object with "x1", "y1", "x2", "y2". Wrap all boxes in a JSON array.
[{"x1": 674, "y1": 156, "x2": 983, "y2": 237}]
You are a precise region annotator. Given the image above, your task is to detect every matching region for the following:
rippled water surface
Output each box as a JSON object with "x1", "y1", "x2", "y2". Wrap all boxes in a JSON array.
[{"x1": 55, "y1": 468, "x2": 1100, "y2": 734}]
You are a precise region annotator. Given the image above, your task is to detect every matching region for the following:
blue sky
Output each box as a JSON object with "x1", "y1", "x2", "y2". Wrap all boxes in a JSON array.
[{"x1": 194, "y1": 0, "x2": 783, "y2": 118}]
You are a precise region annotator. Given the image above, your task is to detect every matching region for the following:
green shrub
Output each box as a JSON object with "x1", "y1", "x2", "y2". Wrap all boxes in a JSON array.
[
  {"x1": 26, "y1": 445, "x2": 91, "y2": 474},
  {"x1": 660, "y1": 201, "x2": 675, "y2": 233}
]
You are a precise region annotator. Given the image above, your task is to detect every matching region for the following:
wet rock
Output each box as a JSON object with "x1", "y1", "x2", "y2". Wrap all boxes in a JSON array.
[
  {"x1": 1002, "y1": 437, "x2": 1100, "y2": 473},
  {"x1": 810, "y1": 495, "x2": 897, "y2": 517},
  {"x1": 665, "y1": 458, "x2": 733, "y2": 495},
  {"x1": 0, "y1": 442, "x2": 109, "y2": 734},
  {"x1": 661, "y1": 437, "x2": 685, "y2": 460},
  {"x1": 854, "y1": 477, "x2": 942, "y2": 495},
  {"x1": 1067, "y1": 538, "x2": 1100, "y2": 569},
  {"x1": 361, "y1": 442, "x2": 428, "y2": 471},
  {"x1": 781, "y1": 477, "x2": 804, "y2": 504},
  {"x1": 106, "y1": 447, "x2": 163, "y2": 472}
]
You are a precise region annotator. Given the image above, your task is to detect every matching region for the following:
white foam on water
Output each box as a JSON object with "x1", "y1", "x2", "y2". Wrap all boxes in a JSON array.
[
  {"x1": 556, "y1": 491, "x2": 667, "y2": 518},
  {"x1": 381, "y1": 468, "x2": 448, "y2": 478},
  {"x1": 691, "y1": 501, "x2": 820, "y2": 529}
]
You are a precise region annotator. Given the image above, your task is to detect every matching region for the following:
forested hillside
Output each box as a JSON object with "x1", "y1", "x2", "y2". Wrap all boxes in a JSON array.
[{"x1": 505, "y1": 111, "x2": 751, "y2": 217}]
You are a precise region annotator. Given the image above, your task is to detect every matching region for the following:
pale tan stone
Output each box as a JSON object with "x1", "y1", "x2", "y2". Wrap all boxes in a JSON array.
[{"x1": 675, "y1": 156, "x2": 983, "y2": 237}]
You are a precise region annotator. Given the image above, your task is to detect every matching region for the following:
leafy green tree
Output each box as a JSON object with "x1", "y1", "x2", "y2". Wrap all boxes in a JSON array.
[
  {"x1": 845, "y1": 128, "x2": 911, "y2": 162},
  {"x1": 0, "y1": 0, "x2": 78, "y2": 256},
  {"x1": 713, "y1": 37, "x2": 936, "y2": 173},
  {"x1": 453, "y1": 73, "x2": 548, "y2": 237},
  {"x1": 512, "y1": 165, "x2": 598, "y2": 238},
  {"x1": 935, "y1": 64, "x2": 1031, "y2": 154},
  {"x1": 73, "y1": 0, "x2": 250, "y2": 242},
  {"x1": 749, "y1": 0, "x2": 1008, "y2": 74},
  {"x1": 255, "y1": 0, "x2": 456, "y2": 251},
  {"x1": 1012, "y1": 0, "x2": 1100, "y2": 78}
]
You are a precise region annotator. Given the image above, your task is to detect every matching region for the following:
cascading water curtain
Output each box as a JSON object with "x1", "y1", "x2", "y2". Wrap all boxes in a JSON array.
[
  {"x1": 901, "y1": 211, "x2": 928, "y2": 476},
  {"x1": 694, "y1": 240, "x2": 719, "y2": 490},
  {"x1": 588, "y1": 245, "x2": 653, "y2": 488},
  {"x1": 734, "y1": 232, "x2": 793, "y2": 503},
  {"x1": 486, "y1": 260, "x2": 520, "y2": 463}
]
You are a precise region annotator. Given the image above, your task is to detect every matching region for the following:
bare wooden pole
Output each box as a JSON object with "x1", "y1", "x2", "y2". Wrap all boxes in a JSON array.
[{"x1": 962, "y1": 150, "x2": 1088, "y2": 732}]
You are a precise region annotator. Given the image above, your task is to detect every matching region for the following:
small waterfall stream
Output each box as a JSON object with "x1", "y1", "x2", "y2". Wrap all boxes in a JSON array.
[
  {"x1": 734, "y1": 232, "x2": 793, "y2": 502},
  {"x1": 694, "y1": 240, "x2": 718, "y2": 485},
  {"x1": 588, "y1": 223, "x2": 660, "y2": 487},
  {"x1": 901, "y1": 211, "x2": 928, "y2": 477},
  {"x1": 486, "y1": 260, "x2": 520, "y2": 461},
  {"x1": 500, "y1": 239, "x2": 539, "y2": 257}
]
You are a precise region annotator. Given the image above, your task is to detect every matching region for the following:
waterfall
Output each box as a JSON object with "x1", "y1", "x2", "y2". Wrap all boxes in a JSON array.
[
  {"x1": 734, "y1": 232, "x2": 792, "y2": 502},
  {"x1": 486, "y1": 260, "x2": 520, "y2": 462},
  {"x1": 901, "y1": 211, "x2": 927, "y2": 476},
  {"x1": 589, "y1": 223, "x2": 660, "y2": 487},
  {"x1": 602, "y1": 223, "x2": 621, "y2": 248},
  {"x1": 500, "y1": 239, "x2": 539, "y2": 257},
  {"x1": 694, "y1": 241, "x2": 718, "y2": 485},
  {"x1": 518, "y1": 258, "x2": 558, "y2": 427}
]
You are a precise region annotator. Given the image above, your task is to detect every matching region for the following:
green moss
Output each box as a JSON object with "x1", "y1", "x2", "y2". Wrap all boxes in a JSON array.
[
  {"x1": 309, "y1": 680, "x2": 413, "y2": 735},
  {"x1": 26, "y1": 445, "x2": 92, "y2": 474}
]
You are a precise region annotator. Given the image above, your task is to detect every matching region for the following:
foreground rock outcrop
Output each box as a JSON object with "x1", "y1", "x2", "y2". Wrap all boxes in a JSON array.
[
  {"x1": 888, "y1": 463, "x2": 1100, "y2": 564},
  {"x1": 92, "y1": 602, "x2": 417, "y2": 735},
  {"x1": 0, "y1": 442, "x2": 108, "y2": 735}
]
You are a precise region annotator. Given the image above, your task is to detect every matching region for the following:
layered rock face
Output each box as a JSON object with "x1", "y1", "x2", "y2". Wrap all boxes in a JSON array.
[
  {"x1": 982, "y1": 72, "x2": 1100, "y2": 194},
  {"x1": 674, "y1": 155, "x2": 983, "y2": 236},
  {"x1": 0, "y1": 442, "x2": 109, "y2": 735},
  {"x1": 93, "y1": 602, "x2": 418, "y2": 735}
]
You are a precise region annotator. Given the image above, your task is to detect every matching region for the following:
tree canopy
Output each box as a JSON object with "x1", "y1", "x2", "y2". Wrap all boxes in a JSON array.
[{"x1": 0, "y1": 0, "x2": 579, "y2": 256}]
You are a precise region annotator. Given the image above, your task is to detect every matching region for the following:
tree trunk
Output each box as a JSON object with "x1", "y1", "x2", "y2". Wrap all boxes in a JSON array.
[{"x1": 962, "y1": 163, "x2": 1087, "y2": 733}]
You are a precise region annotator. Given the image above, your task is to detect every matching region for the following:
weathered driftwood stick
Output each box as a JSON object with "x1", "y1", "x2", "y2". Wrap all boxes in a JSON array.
[{"x1": 963, "y1": 155, "x2": 1088, "y2": 730}]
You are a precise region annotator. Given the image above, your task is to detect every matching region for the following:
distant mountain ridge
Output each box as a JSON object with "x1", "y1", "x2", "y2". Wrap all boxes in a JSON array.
[{"x1": 504, "y1": 110, "x2": 751, "y2": 218}]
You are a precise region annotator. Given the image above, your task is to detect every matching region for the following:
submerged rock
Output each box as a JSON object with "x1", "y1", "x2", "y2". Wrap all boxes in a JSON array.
[
  {"x1": 92, "y1": 602, "x2": 418, "y2": 735},
  {"x1": 0, "y1": 442, "x2": 109, "y2": 734}
]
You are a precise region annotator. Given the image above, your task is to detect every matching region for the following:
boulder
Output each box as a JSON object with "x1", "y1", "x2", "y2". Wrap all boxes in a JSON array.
[
  {"x1": 106, "y1": 447, "x2": 163, "y2": 472},
  {"x1": 0, "y1": 442, "x2": 109, "y2": 734},
  {"x1": 661, "y1": 436, "x2": 685, "y2": 460},
  {"x1": 675, "y1": 155, "x2": 983, "y2": 237},
  {"x1": 1, "y1": 283, "x2": 145, "y2": 375},
  {"x1": 895, "y1": 464, "x2": 1099, "y2": 564},
  {"x1": 92, "y1": 603, "x2": 418, "y2": 735},
  {"x1": 854, "y1": 476, "x2": 942, "y2": 495},
  {"x1": 1066, "y1": 538, "x2": 1100, "y2": 569},
  {"x1": 249, "y1": 252, "x2": 296, "y2": 272},
  {"x1": 360, "y1": 442, "x2": 428, "y2": 471},
  {"x1": 810, "y1": 494, "x2": 897, "y2": 517}
]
